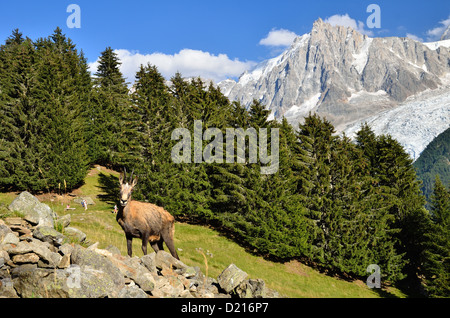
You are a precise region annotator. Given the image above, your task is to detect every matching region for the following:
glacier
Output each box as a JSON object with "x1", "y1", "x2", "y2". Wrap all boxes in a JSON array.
[
  {"x1": 218, "y1": 18, "x2": 450, "y2": 161},
  {"x1": 343, "y1": 86, "x2": 450, "y2": 161}
]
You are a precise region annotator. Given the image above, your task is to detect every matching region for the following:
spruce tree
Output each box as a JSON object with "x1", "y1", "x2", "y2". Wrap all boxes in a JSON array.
[
  {"x1": 423, "y1": 176, "x2": 450, "y2": 297},
  {"x1": 1, "y1": 28, "x2": 90, "y2": 191},
  {"x1": 295, "y1": 113, "x2": 336, "y2": 264},
  {"x1": 130, "y1": 63, "x2": 175, "y2": 204},
  {"x1": 0, "y1": 30, "x2": 40, "y2": 190},
  {"x1": 30, "y1": 28, "x2": 91, "y2": 190},
  {"x1": 89, "y1": 47, "x2": 133, "y2": 167}
]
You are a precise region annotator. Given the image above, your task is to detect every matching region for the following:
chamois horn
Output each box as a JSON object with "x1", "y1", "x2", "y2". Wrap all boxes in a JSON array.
[
  {"x1": 129, "y1": 168, "x2": 135, "y2": 184},
  {"x1": 122, "y1": 167, "x2": 127, "y2": 184}
]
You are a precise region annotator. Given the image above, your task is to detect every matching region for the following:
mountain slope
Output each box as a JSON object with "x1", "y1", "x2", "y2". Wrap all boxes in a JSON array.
[
  {"x1": 219, "y1": 18, "x2": 450, "y2": 159},
  {"x1": 414, "y1": 127, "x2": 450, "y2": 203},
  {"x1": 0, "y1": 166, "x2": 407, "y2": 298}
]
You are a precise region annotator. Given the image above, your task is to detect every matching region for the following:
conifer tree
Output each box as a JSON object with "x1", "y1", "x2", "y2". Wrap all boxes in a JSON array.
[
  {"x1": 30, "y1": 28, "x2": 91, "y2": 190},
  {"x1": 1, "y1": 28, "x2": 90, "y2": 191},
  {"x1": 0, "y1": 30, "x2": 39, "y2": 190},
  {"x1": 130, "y1": 63, "x2": 175, "y2": 203},
  {"x1": 89, "y1": 47, "x2": 134, "y2": 167},
  {"x1": 295, "y1": 113, "x2": 336, "y2": 263},
  {"x1": 423, "y1": 176, "x2": 450, "y2": 297},
  {"x1": 356, "y1": 124, "x2": 429, "y2": 282}
]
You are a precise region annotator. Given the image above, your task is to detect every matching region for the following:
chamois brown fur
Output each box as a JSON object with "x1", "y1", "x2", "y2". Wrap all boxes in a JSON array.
[{"x1": 116, "y1": 170, "x2": 179, "y2": 259}]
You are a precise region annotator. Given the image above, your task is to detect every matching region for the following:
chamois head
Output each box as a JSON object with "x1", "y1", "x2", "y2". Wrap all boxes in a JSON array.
[{"x1": 119, "y1": 168, "x2": 137, "y2": 207}]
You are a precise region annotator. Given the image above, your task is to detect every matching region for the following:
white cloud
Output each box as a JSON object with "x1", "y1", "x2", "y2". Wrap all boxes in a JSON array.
[
  {"x1": 406, "y1": 33, "x2": 424, "y2": 42},
  {"x1": 426, "y1": 15, "x2": 450, "y2": 41},
  {"x1": 89, "y1": 49, "x2": 256, "y2": 84},
  {"x1": 259, "y1": 28, "x2": 299, "y2": 47},
  {"x1": 324, "y1": 14, "x2": 374, "y2": 36}
]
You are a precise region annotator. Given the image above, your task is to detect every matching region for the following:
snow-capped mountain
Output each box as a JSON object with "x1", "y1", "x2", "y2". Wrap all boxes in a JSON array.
[
  {"x1": 441, "y1": 24, "x2": 450, "y2": 41},
  {"x1": 219, "y1": 18, "x2": 450, "y2": 160}
]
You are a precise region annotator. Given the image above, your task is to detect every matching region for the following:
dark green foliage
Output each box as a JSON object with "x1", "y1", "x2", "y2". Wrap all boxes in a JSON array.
[
  {"x1": 0, "y1": 28, "x2": 90, "y2": 191},
  {"x1": 88, "y1": 47, "x2": 134, "y2": 167},
  {"x1": 422, "y1": 176, "x2": 450, "y2": 297},
  {"x1": 414, "y1": 127, "x2": 450, "y2": 206}
]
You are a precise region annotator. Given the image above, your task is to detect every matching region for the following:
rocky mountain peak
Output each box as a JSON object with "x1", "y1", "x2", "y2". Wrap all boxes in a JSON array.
[
  {"x1": 218, "y1": 19, "x2": 450, "y2": 160},
  {"x1": 441, "y1": 25, "x2": 450, "y2": 40}
]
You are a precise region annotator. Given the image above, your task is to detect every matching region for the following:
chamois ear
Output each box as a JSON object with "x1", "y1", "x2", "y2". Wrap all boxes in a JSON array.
[{"x1": 119, "y1": 172, "x2": 124, "y2": 185}]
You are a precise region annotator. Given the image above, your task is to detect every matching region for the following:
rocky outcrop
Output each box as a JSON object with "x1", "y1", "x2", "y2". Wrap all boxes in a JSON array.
[
  {"x1": 8, "y1": 191, "x2": 57, "y2": 228},
  {"x1": 1, "y1": 193, "x2": 280, "y2": 298}
]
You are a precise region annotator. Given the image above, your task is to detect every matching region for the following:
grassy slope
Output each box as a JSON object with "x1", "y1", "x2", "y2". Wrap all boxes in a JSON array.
[{"x1": 0, "y1": 166, "x2": 407, "y2": 298}]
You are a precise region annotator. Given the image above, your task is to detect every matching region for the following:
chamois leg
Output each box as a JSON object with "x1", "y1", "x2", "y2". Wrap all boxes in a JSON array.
[
  {"x1": 162, "y1": 226, "x2": 179, "y2": 260},
  {"x1": 126, "y1": 235, "x2": 133, "y2": 257},
  {"x1": 141, "y1": 233, "x2": 149, "y2": 255},
  {"x1": 150, "y1": 242, "x2": 160, "y2": 253}
]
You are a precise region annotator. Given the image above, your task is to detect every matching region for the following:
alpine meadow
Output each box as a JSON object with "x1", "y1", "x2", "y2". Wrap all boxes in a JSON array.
[{"x1": 0, "y1": 28, "x2": 449, "y2": 298}]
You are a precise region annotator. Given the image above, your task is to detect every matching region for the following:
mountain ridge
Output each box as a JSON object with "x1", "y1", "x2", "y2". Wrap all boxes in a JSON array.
[{"x1": 219, "y1": 18, "x2": 450, "y2": 160}]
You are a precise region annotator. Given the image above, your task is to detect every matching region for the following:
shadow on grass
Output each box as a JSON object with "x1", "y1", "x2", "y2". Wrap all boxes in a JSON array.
[{"x1": 97, "y1": 172, "x2": 119, "y2": 206}]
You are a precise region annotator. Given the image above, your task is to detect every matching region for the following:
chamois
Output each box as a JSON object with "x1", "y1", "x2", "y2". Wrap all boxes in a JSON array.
[{"x1": 116, "y1": 169, "x2": 179, "y2": 259}]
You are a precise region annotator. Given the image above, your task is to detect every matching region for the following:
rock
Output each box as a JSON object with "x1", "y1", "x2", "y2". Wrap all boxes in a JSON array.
[
  {"x1": 155, "y1": 250, "x2": 187, "y2": 270},
  {"x1": 217, "y1": 264, "x2": 248, "y2": 294},
  {"x1": 9, "y1": 225, "x2": 32, "y2": 239},
  {"x1": 33, "y1": 226, "x2": 65, "y2": 246},
  {"x1": 179, "y1": 289, "x2": 194, "y2": 298},
  {"x1": 0, "y1": 274, "x2": 18, "y2": 298},
  {"x1": 64, "y1": 227, "x2": 86, "y2": 243},
  {"x1": 0, "y1": 250, "x2": 11, "y2": 268},
  {"x1": 2, "y1": 232, "x2": 19, "y2": 245},
  {"x1": 8, "y1": 191, "x2": 56, "y2": 227},
  {"x1": 151, "y1": 274, "x2": 185, "y2": 298},
  {"x1": 100, "y1": 252, "x2": 155, "y2": 293},
  {"x1": 12, "y1": 253, "x2": 40, "y2": 264},
  {"x1": 182, "y1": 266, "x2": 197, "y2": 278},
  {"x1": 120, "y1": 257, "x2": 155, "y2": 292},
  {"x1": 236, "y1": 278, "x2": 266, "y2": 298},
  {"x1": 118, "y1": 283, "x2": 149, "y2": 298},
  {"x1": 11, "y1": 264, "x2": 118, "y2": 298},
  {"x1": 7, "y1": 239, "x2": 61, "y2": 268},
  {"x1": 72, "y1": 265, "x2": 119, "y2": 298},
  {"x1": 105, "y1": 245, "x2": 121, "y2": 255},
  {"x1": 264, "y1": 287, "x2": 281, "y2": 298},
  {"x1": 141, "y1": 253, "x2": 157, "y2": 273},
  {"x1": 3, "y1": 217, "x2": 25, "y2": 226},
  {"x1": 56, "y1": 214, "x2": 71, "y2": 228},
  {"x1": 0, "y1": 224, "x2": 13, "y2": 241},
  {"x1": 59, "y1": 243, "x2": 74, "y2": 256},
  {"x1": 73, "y1": 197, "x2": 95, "y2": 206},
  {"x1": 71, "y1": 245, "x2": 124, "y2": 292},
  {"x1": 58, "y1": 254, "x2": 71, "y2": 269}
]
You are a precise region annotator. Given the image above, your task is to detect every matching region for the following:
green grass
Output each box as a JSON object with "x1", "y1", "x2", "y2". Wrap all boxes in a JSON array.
[{"x1": 0, "y1": 166, "x2": 407, "y2": 298}]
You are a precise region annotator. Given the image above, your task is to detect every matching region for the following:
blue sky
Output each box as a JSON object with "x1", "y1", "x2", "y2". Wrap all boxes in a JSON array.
[{"x1": 1, "y1": 0, "x2": 449, "y2": 82}]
